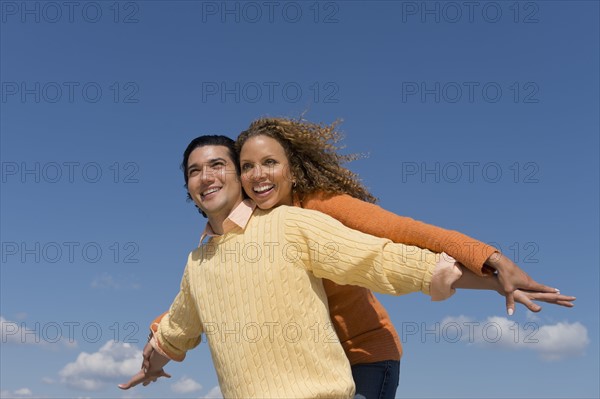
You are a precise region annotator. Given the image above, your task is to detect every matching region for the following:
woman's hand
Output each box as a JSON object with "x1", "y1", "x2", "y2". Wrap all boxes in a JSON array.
[
  {"x1": 510, "y1": 288, "x2": 576, "y2": 312},
  {"x1": 485, "y1": 252, "x2": 562, "y2": 314}
]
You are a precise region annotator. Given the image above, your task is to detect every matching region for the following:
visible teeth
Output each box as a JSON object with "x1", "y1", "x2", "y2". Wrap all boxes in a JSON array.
[
  {"x1": 202, "y1": 187, "x2": 220, "y2": 196},
  {"x1": 254, "y1": 185, "x2": 273, "y2": 193}
]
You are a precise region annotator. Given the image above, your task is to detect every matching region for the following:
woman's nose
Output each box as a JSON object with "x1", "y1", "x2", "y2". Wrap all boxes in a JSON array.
[{"x1": 250, "y1": 165, "x2": 265, "y2": 180}]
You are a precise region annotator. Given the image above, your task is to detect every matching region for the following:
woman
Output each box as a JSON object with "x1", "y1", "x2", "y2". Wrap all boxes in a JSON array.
[
  {"x1": 120, "y1": 127, "x2": 573, "y2": 396},
  {"x1": 235, "y1": 117, "x2": 570, "y2": 398}
]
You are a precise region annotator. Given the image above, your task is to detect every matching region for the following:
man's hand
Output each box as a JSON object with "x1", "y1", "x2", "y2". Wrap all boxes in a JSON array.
[
  {"x1": 141, "y1": 341, "x2": 154, "y2": 374},
  {"x1": 118, "y1": 340, "x2": 172, "y2": 390},
  {"x1": 486, "y1": 252, "x2": 561, "y2": 315},
  {"x1": 118, "y1": 368, "x2": 171, "y2": 390}
]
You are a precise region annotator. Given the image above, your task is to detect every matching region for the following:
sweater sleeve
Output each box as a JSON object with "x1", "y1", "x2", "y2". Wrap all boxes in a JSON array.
[
  {"x1": 154, "y1": 254, "x2": 203, "y2": 361},
  {"x1": 281, "y1": 206, "x2": 441, "y2": 296},
  {"x1": 301, "y1": 192, "x2": 497, "y2": 276}
]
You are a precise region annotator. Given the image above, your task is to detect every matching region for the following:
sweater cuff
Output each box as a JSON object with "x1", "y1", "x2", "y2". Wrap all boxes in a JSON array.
[
  {"x1": 150, "y1": 332, "x2": 186, "y2": 362},
  {"x1": 149, "y1": 336, "x2": 170, "y2": 359},
  {"x1": 149, "y1": 313, "x2": 188, "y2": 362},
  {"x1": 430, "y1": 253, "x2": 463, "y2": 301}
]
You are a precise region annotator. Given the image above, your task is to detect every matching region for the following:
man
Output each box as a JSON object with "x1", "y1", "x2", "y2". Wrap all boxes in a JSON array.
[{"x1": 119, "y1": 135, "x2": 573, "y2": 398}]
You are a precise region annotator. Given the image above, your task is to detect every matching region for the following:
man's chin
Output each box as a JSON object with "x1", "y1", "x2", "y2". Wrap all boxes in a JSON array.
[{"x1": 195, "y1": 201, "x2": 213, "y2": 214}]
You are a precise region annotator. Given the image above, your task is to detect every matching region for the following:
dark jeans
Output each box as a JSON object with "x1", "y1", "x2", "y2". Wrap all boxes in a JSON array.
[{"x1": 351, "y1": 360, "x2": 400, "y2": 399}]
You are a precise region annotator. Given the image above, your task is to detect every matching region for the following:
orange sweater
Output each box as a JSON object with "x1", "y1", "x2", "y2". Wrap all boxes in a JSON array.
[
  {"x1": 152, "y1": 192, "x2": 497, "y2": 366},
  {"x1": 298, "y1": 191, "x2": 497, "y2": 365}
]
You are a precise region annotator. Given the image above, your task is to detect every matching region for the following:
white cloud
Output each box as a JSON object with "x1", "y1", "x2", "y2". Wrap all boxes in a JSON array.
[
  {"x1": 534, "y1": 321, "x2": 590, "y2": 361},
  {"x1": 59, "y1": 341, "x2": 141, "y2": 391},
  {"x1": 41, "y1": 377, "x2": 55, "y2": 384},
  {"x1": 0, "y1": 388, "x2": 32, "y2": 398},
  {"x1": 1, "y1": 316, "x2": 41, "y2": 345},
  {"x1": 1, "y1": 316, "x2": 78, "y2": 348},
  {"x1": 118, "y1": 393, "x2": 143, "y2": 399},
  {"x1": 440, "y1": 316, "x2": 589, "y2": 360},
  {"x1": 15, "y1": 313, "x2": 28, "y2": 320},
  {"x1": 90, "y1": 273, "x2": 120, "y2": 290},
  {"x1": 203, "y1": 385, "x2": 223, "y2": 398},
  {"x1": 525, "y1": 311, "x2": 541, "y2": 322},
  {"x1": 91, "y1": 273, "x2": 141, "y2": 291},
  {"x1": 171, "y1": 376, "x2": 202, "y2": 394}
]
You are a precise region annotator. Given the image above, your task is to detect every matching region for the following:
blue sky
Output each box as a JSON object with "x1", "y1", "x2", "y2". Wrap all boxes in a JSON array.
[{"x1": 1, "y1": 1, "x2": 598, "y2": 398}]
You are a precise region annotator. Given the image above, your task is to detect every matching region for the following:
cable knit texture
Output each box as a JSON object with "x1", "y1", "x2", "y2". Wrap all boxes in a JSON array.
[
  {"x1": 155, "y1": 205, "x2": 440, "y2": 398},
  {"x1": 301, "y1": 192, "x2": 497, "y2": 272},
  {"x1": 299, "y1": 191, "x2": 497, "y2": 364}
]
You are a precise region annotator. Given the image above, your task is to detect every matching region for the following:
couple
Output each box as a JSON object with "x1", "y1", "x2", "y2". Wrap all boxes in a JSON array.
[{"x1": 119, "y1": 117, "x2": 574, "y2": 398}]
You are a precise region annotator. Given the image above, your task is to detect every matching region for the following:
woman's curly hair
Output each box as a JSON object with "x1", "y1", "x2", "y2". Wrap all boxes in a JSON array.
[{"x1": 236, "y1": 117, "x2": 377, "y2": 204}]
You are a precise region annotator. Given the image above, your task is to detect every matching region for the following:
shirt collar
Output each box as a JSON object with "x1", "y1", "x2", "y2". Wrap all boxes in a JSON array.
[{"x1": 199, "y1": 199, "x2": 256, "y2": 244}]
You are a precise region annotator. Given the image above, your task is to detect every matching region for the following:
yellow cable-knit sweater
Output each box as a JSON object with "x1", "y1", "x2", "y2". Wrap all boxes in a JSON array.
[{"x1": 155, "y1": 205, "x2": 441, "y2": 398}]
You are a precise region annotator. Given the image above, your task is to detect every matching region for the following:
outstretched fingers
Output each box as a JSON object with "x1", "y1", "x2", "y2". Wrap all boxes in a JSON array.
[
  {"x1": 512, "y1": 290, "x2": 576, "y2": 313},
  {"x1": 521, "y1": 278, "x2": 561, "y2": 294},
  {"x1": 528, "y1": 292, "x2": 576, "y2": 307},
  {"x1": 118, "y1": 368, "x2": 171, "y2": 390}
]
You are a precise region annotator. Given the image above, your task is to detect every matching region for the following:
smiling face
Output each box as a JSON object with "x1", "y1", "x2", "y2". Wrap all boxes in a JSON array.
[
  {"x1": 186, "y1": 145, "x2": 243, "y2": 224},
  {"x1": 239, "y1": 135, "x2": 294, "y2": 210}
]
